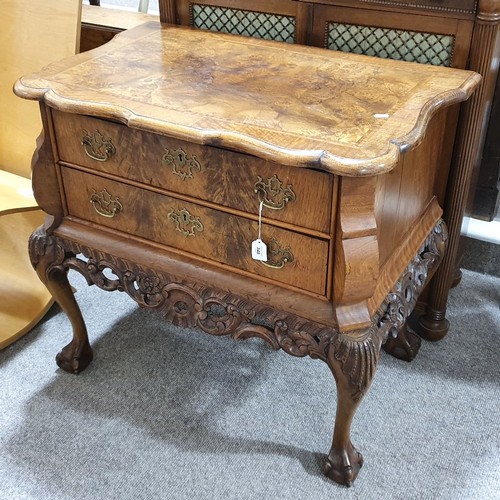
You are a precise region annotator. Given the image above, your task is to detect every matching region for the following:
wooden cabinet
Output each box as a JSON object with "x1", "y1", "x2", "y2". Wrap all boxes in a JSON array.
[
  {"x1": 472, "y1": 71, "x2": 500, "y2": 220},
  {"x1": 307, "y1": 0, "x2": 477, "y2": 10},
  {"x1": 15, "y1": 23, "x2": 480, "y2": 486},
  {"x1": 165, "y1": 0, "x2": 476, "y2": 69}
]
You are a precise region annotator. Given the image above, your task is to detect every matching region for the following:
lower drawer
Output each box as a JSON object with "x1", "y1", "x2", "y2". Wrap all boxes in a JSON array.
[{"x1": 60, "y1": 167, "x2": 329, "y2": 295}]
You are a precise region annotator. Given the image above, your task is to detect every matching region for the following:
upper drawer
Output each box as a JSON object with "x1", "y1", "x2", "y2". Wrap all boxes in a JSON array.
[
  {"x1": 52, "y1": 110, "x2": 333, "y2": 234},
  {"x1": 60, "y1": 167, "x2": 330, "y2": 296}
]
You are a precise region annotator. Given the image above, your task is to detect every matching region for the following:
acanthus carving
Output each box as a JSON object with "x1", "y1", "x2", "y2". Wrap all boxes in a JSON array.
[
  {"x1": 329, "y1": 219, "x2": 447, "y2": 399},
  {"x1": 62, "y1": 241, "x2": 334, "y2": 359},
  {"x1": 29, "y1": 227, "x2": 69, "y2": 281},
  {"x1": 47, "y1": 219, "x2": 446, "y2": 399},
  {"x1": 329, "y1": 328, "x2": 381, "y2": 401},
  {"x1": 28, "y1": 220, "x2": 447, "y2": 486}
]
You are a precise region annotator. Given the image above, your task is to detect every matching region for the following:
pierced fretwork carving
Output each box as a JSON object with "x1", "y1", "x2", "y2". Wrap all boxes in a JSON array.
[
  {"x1": 42, "y1": 219, "x2": 446, "y2": 379},
  {"x1": 379, "y1": 219, "x2": 447, "y2": 339}
]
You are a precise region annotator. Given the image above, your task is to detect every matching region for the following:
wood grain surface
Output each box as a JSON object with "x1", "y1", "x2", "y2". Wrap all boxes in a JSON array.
[
  {"x1": 15, "y1": 22, "x2": 480, "y2": 176},
  {"x1": 61, "y1": 167, "x2": 329, "y2": 295},
  {"x1": 52, "y1": 110, "x2": 334, "y2": 234}
]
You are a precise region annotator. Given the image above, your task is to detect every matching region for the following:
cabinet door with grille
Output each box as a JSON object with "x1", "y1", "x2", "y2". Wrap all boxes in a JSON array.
[
  {"x1": 309, "y1": 5, "x2": 473, "y2": 69},
  {"x1": 175, "y1": 0, "x2": 311, "y2": 44}
]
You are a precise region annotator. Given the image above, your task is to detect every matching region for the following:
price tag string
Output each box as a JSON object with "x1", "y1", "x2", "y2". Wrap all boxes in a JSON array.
[
  {"x1": 251, "y1": 200, "x2": 268, "y2": 262},
  {"x1": 258, "y1": 200, "x2": 263, "y2": 241}
]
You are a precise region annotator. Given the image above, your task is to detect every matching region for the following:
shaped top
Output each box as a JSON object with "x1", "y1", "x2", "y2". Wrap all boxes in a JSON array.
[{"x1": 15, "y1": 22, "x2": 480, "y2": 176}]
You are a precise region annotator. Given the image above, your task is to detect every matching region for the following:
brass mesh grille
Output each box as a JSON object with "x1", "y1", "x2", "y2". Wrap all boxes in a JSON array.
[
  {"x1": 191, "y1": 4, "x2": 296, "y2": 43},
  {"x1": 327, "y1": 22, "x2": 454, "y2": 66}
]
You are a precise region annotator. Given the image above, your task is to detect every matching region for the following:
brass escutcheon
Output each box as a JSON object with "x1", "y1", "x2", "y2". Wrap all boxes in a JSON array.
[
  {"x1": 163, "y1": 148, "x2": 202, "y2": 180},
  {"x1": 254, "y1": 174, "x2": 296, "y2": 210},
  {"x1": 168, "y1": 208, "x2": 204, "y2": 237},
  {"x1": 82, "y1": 130, "x2": 116, "y2": 162},
  {"x1": 261, "y1": 238, "x2": 294, "y2": 269},
  {"x1": 90, "y1": 188, "x2": 123, "y2": 218}
]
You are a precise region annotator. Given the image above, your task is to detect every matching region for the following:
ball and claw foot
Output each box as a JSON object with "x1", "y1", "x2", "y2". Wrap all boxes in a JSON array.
[
  {"x1": 383, "y1": 325, "x2": 421, "y2": 362},
  {"x1": 55, "y1": 339, "x2": 93, "y2": 374},
  {"x1": 323, "y1": 444, "x2": 364, "y2": 487}
]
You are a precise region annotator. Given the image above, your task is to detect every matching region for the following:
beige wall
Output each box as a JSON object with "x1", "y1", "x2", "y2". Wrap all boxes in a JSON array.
[{"x1": 0, "y1": 0, "x2": 81, "y2": 178}]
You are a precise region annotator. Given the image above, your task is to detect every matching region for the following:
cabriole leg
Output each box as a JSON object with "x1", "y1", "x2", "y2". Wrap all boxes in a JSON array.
[
  {"x1": 323, "y1": 331, "x2": 382, "y2": 486},
  {"x1": 29, "y1": 226, "x2": 93, "y2": 374}
]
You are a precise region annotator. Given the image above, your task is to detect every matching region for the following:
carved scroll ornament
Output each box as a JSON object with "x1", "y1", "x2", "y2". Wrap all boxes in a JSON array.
[
  {"x1": 30, "y1": 219, "x2": 446, "y2": 400},
  {"x1": 28, "y1": 219, "x2": 446, "y2": 489}
]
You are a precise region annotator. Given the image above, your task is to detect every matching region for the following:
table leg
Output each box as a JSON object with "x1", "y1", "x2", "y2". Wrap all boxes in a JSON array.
[
  {"x1": 382, "y1": 321, "x2": 422, "y2": 362},
  {"x1": 323, "y1": 330, "x2": 383, "y2": 487},
  {"x1": 29, "y1": 226, "x2": 93, "y2": 374}
]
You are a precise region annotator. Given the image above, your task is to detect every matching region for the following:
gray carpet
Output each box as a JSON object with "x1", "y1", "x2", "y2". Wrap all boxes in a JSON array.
[{"x1": 1, "y1": 261, "x2": 499, "y2": 499}]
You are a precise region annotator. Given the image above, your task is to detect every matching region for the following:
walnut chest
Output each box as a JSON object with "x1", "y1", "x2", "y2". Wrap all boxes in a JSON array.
[{"x1": 14, "y1": 22, "x2": 480, "y2": 486}]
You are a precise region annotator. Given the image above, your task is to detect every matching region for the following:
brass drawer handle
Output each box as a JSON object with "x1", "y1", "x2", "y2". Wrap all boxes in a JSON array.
[
  {"x1": 261, "y1": 239, "x2": 294, "y2": 269},
  {"x1": 82, "y1": 130, "x2": 116, "y2": 162},
  {"x1": 163, "y1": 148, "x2": 202, "y2": 180},
  {"x1": 90, "y1": 188, "x2": 122, "y2": 218},
  {"x1": 254, "y1": 174, "x2": 296, "y2": 210},
  {"x1": 168, "y1": 208, "x2": 204, "y2": 237}
]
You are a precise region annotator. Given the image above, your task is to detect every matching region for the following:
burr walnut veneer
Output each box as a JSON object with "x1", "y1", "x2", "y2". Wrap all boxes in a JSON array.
[{"x1": 15, "y1": 23, "x2": 480, "y2": 486}]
